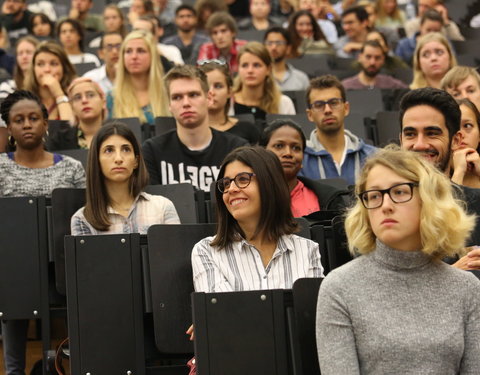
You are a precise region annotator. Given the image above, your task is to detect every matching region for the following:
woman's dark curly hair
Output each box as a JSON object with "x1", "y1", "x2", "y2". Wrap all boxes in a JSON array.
[{"x1": 0, "y1": 89, "x2": 48, "y2": 125}]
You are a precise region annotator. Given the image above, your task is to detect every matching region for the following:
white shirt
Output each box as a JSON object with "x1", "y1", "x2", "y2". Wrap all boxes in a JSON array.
[
  {"x1": 158, "y1": 43, "x2": 184, "y2": 65},
  {"x1": 192, "y1": 234, "x2": 324, "y2": 293},
  {"x1": 83, "y1": 64, "x2": 113, "y2": 94},
  {"x1": 68, "y1": 53, "x2": 101, "y2": 68},
  {"x1": 279, "y1": 95, "x2": 296, "y2": 115}
]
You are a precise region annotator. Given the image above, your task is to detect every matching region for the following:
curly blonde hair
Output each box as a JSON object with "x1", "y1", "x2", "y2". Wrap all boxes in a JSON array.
[
  {"x1": 232, "y1": 41, "x2": 282, "y2": 114},
  {"x1": 345, "y1": 145, "x2": 475, "y2": 259}
]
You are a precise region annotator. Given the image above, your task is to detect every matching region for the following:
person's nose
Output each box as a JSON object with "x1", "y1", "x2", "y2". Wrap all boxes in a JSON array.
[
  {"x1": 282, "y1": 145, "x2": 293, "y2": 158},
  {"x1": 411, "y1": 134, "x2": 429, "y2": 151},
  {"x1": 381, "y1": 191, "x2": 394, "y2": 211}
]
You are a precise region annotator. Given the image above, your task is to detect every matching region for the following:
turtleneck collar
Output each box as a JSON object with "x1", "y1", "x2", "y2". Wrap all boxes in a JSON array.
[{"x1": 371, "y1": 239, "x2": 432, "y2": 270}]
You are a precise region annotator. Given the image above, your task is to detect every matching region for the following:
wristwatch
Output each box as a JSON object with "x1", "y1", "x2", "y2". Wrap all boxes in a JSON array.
[{"x1": 56, "y1": 95, "x2": 69, "y2": 105}]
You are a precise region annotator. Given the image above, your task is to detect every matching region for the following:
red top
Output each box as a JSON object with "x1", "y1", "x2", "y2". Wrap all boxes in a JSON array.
[
  {"x1": 290, "y1": 179, "x2": 320, "y2": 217},
  {"x1": 197, "y1": 39, "x2": 248, "y2": 74}
]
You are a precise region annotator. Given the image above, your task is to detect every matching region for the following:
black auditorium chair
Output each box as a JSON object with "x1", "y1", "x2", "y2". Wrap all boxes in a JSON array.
[
  {"x1": 144, "y1": 183, "x2": 198, "y2": 224},
  {"x1": 73, "y1": 62, "x2": 97, "y2": 76},
  {"x1": 346, "y1": 88, "x2": 384, "y2": 119},
  {"x1": 283, "y1": 90, "x2": 308, "y2": 113},
  {"x1": 104, "y1": 117, "x2": 143, "y2": 144},
  {"x1": 237, "y1": 29, "x2": 266, "y2": 42},
  {"x1": 146, "y1": 224, "x2": 216, "y2": 369},
  {"x1": 344, "y1": 111, "x2": 372, "y2": 144},
  {"x1": 373, "y1": 110, "x2": 401, "y2": 147},
  {"x1": 152, "y1": 116, "x2": 177, "y2": 138},
  {"x1": 288, "y1": 55, "x2": 331, "y2": 79},
  {"x1": 56, "y1": 149, "x2": 88, "y2": 169}
]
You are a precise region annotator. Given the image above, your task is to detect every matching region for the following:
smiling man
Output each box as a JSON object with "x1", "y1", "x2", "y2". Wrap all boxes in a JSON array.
[
  {"x1": 342, "y1": 40, "x2": 407, "y2": 90},
  {"x1": 142, "y1": 65, "x2": 247, "y2": 192},
  {"x1": 300, "y1": 74, "x2": 376, "y2": 185},
  {"x1": 399, "y1": 87, "x2": 480, "y2": 253}
]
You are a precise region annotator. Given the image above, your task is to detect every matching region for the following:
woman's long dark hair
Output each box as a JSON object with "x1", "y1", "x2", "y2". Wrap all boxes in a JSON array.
[
  {"x1": 210, "y1": 146, "x2": 298, "y2": 248},
  {"x1": 83, "y1": 122, "x2": 149, "y2": 231}
]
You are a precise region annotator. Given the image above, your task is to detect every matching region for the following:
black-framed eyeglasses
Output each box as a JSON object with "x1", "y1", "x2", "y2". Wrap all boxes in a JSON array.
[
  {"x1": 217, "y1": 172, "x2": 256, "y2": 193},
  {"x1": 308, "y1": 98, "x2": 344, "y2": 112},
  {"x1": 265, "y1": 40, "x2": 287, "y2": 47},
  {"x1": 359, "y1": 182, "x2": 419, "y2": 209},
  {"x1": 197, "y1": 58, "x2": 227, "y2": 66},
  {"x1": 104, "y1": 43, "x2": 122, "y2": 51}
]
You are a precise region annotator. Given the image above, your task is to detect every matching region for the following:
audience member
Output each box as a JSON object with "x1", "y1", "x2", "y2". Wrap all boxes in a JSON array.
[
  {"x1": 57, "y1": 18, "x2": 101, "y2": 67},
  {"x1": 24, "y1": 41, "x2": 76, "y2": 122},
  {"x1": 261, "y1": 119, "x2": 348, "y2": 216},
  {"x1": 238, "y1": 0, "x2": 281, "y2": 31},
  {"x1": 334, "y1": 5, "x2": 370, "y2": 58},
  {"x1": 128, "y1": 0, "x2": 154, "y2": 26},
  {"x1": 300, "y1": 74, "x2": 376, "y2": 185},
  {"x1": 404, "y1": 0, "x2": 464, "y2": 41},
  {"x1": 83, "y1": 32, "x2": 123, "y2": 95},
  {"x1": 67, "y1": 77, "x2": 105, "y2": 149},
  {"x1": 0, "y1": 0, "x2": 32, "y2": 42},
  {"x1": 450, "y1": 99, "x2": 480, "y2": 189},
  {"x1": 286, "y1": 10, "x2": 334, "y2": 57},
  {"x1": 365, "y1": 29, "x2": 408, "y2": 72},
  {"x1": 142, "y1": 65, "x2": 247, "y2": 191},
  {"x1": 297, "y1": 0, "x2": 338, "y2": 44},
  {"x1": 0, "y1": 22, "x2": 13, "y2": 75},
  {"x1": 198, "y1": 60, "x2": 261, "y2": 144},
  {"x1": 232, "y1": 42, "x2": 296, "y2": 124},
  {"x1": 374, "y1": 0, "x2": 406, "y2": 30},
  {"x1": 317, "y1": 145, "x2": 480, "y2": 374},
  {"x1": 192, "y1": 145, "x2": 324, "y2": 292},
  {"x1": 442, "y1": 66, "x2": 480, "y2": 110},
  {"x1": 28, "y1": 12, "x2": 55, "y2": 40},
  {"x1": 264, "y1": 26, "x2": 309, "y2": 91},
  {"x1": 395, "y1": 8, "x2": 443, "y2": 65},
  {"x1": 342, "y1": 40, "x2": 407, "y2": 89},
  {"x1": 0, "y1": 35, "x2": 38, "y2": 99},
  {"x1": 67, "y1": 0, "x2": 103, "y2": 32},
  {"x1": 132, "y1": 15, "x2": 184, "y2": 65},
  {"x1": 194, "y1": 0, "x2": 228, "y2": 33},
  {"x1": 197, "y1": 11, "x2": 247, "y2": 74},
  {"x1": 0, "y1": 89, "x2": 85, "y2": 375},
  {"x1": 359, "y1": 0, "x2": 399, "y2": 50},
  {"x1": 88, "y1": 4, "x2": 126, "y2": 48},
  {"x1": 71, "y1": 122, "x2": 179, "y2": 235},
  {"x1": 162, "y1": 5, "x2": 209, "y2": 65},
  {"x1": 410, "y1": 32, "x2": 456, "y2": 89},
  {"x1": 398, "y1": 87, "x2": 480, "y2": 252},
  {"x1": 107, "y1": 30, "x2": 169, "y2": 125}
]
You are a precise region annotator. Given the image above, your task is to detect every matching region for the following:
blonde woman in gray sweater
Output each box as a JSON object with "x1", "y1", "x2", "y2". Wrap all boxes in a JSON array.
[{"x1": 316, "y1": 145, "x2": 480, "y2": 374}]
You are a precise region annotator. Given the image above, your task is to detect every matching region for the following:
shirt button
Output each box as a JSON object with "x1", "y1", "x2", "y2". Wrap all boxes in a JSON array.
[{"x1": 263, "y1": 276, "x2": 267, "y2": 279}]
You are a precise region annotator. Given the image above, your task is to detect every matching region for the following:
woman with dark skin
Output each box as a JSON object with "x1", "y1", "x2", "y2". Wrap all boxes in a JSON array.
[{"x1": 0, "y1": 89, "x2": 85, "y2": 375}]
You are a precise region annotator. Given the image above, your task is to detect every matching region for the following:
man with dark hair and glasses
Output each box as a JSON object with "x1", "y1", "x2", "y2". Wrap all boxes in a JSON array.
[
  {"x1": 300, "y1": 74, "x2": 376, "y2": 185},
  {"x1": 83, "y1": 32, "x2": 123, "y2": 93},
  {"x1": 263, "y1": 26, "x2": 310, "y2": 91}
]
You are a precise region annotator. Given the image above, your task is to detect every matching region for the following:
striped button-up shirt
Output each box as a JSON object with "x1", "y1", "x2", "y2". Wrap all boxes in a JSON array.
[
  {"x1": 71, "y1": 192, "x2": 180, "y2": 235},
  {"x1": 192, "y1": 234, "x2": 324, "y2": 292}
]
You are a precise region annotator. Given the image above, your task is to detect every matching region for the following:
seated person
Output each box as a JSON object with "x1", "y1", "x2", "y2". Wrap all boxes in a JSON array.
[
  {"x1": 192, "y1": 145, "x2": 324, "y2": 293},
  {"x1": 198, "y1": 60, "x2": 261, "y2": 145},
  {"x1": 71, "y1": 122, "x2": 180, "y2": 235},
  {"x1": 0, "y1": 89, "x2": 85, "y2": 375},
  {"x1": 232, "y1": 41, "x2": 296, "y2": 124},
  {"x1": 261, "y1": 119, "x2": 349, "y2": 216},
  {"x1": 238, "y1": 0, "x2": 282, "y2": 31},
  {"x1": 442, "y1": 65, "x2": 480, "y2": 110}
]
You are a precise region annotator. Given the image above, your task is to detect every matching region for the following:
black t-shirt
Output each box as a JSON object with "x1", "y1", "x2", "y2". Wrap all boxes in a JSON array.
[
  {"x1": 142, "y1": 128, "x2": 248, "y2": 192},
  {"x1": 0, "y1": 9, "x2": 32, "y2": 41}
]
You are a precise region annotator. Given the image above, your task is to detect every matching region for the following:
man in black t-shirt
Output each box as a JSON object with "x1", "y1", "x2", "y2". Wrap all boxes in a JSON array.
[{"x1": 143, "y1": 65, "x2": 247, "y2": 192}]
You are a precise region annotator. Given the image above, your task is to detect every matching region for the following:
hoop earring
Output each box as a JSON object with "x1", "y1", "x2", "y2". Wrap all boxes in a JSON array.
[{"x1": 8, "y1": 135, "x2": 15, "y2": 147}]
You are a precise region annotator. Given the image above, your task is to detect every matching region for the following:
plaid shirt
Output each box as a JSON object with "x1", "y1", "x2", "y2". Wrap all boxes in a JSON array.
[
  {"x1": 71, "y1": 192, "x2": 180, "y2": 235},
  {"x1": 197, "y1": 39, "x2": 247, "y2": 74}
]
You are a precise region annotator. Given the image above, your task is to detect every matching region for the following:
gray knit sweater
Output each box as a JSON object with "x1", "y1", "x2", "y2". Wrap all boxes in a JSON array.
[{"x1": 316, "y1": 240, "x2": 480, "y2": 375}]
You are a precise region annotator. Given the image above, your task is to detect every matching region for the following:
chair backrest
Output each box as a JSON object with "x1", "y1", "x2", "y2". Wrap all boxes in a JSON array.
[
  {"x1": 153, "y1": 116, "x2": 177, "y2": 138},
  {"x1": 291, "y1": 277, "x2": 323, "y2": 375},
  {"x1": 73, "y1": 62, "x2": 97, "y2": 76},
  {"x1": 56, "y1": 149, "x2": 89, "y2": 169},
  {"x1": 283, "y1": 90, "x2": 308, "y2": 113},
  {"x1": 346, "y1": 89, "x2": 384, "y2": 118},
  {"x1": 0, "y1": 197, "x2": 48, "y2": 319},
  {"x1": 344, "y1": 111, "x2": 370, "y2": 142},
  {"x1": 46, "y1": 120, "x2": 78, "y2": 151},
  {"x1": 51, "y1": 188, "x2": 86, "y2": 296},
  {"x1": 375, "y1": 111, "x2": 401, "y2": 147},
  {"x1": 104, "y1": 117, "x2": 143, "y2": 144},
  {"x1": 265, "y1": 113, "x2": 314, "y2": 138},
  {"x1": 65, "y1": 234, "x2": 146, "y2": 375},
  {"x1": 237, "y1": 29, "x2": 266, "y2": 42},
  {"x1": 144, "y1": 183, "x2": 198, "y2": 223},
  {"x1": 288, "y1": 55, "x2": 331, "y2": 78},
  {"x1": 147, "y1": 224, "x2": 216, "y2": 354}
]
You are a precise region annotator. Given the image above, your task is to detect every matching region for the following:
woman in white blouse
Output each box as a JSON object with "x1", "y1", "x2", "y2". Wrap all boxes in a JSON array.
[{"x1": 192, "y1": 146, "x2": 323, "y2": 293}]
